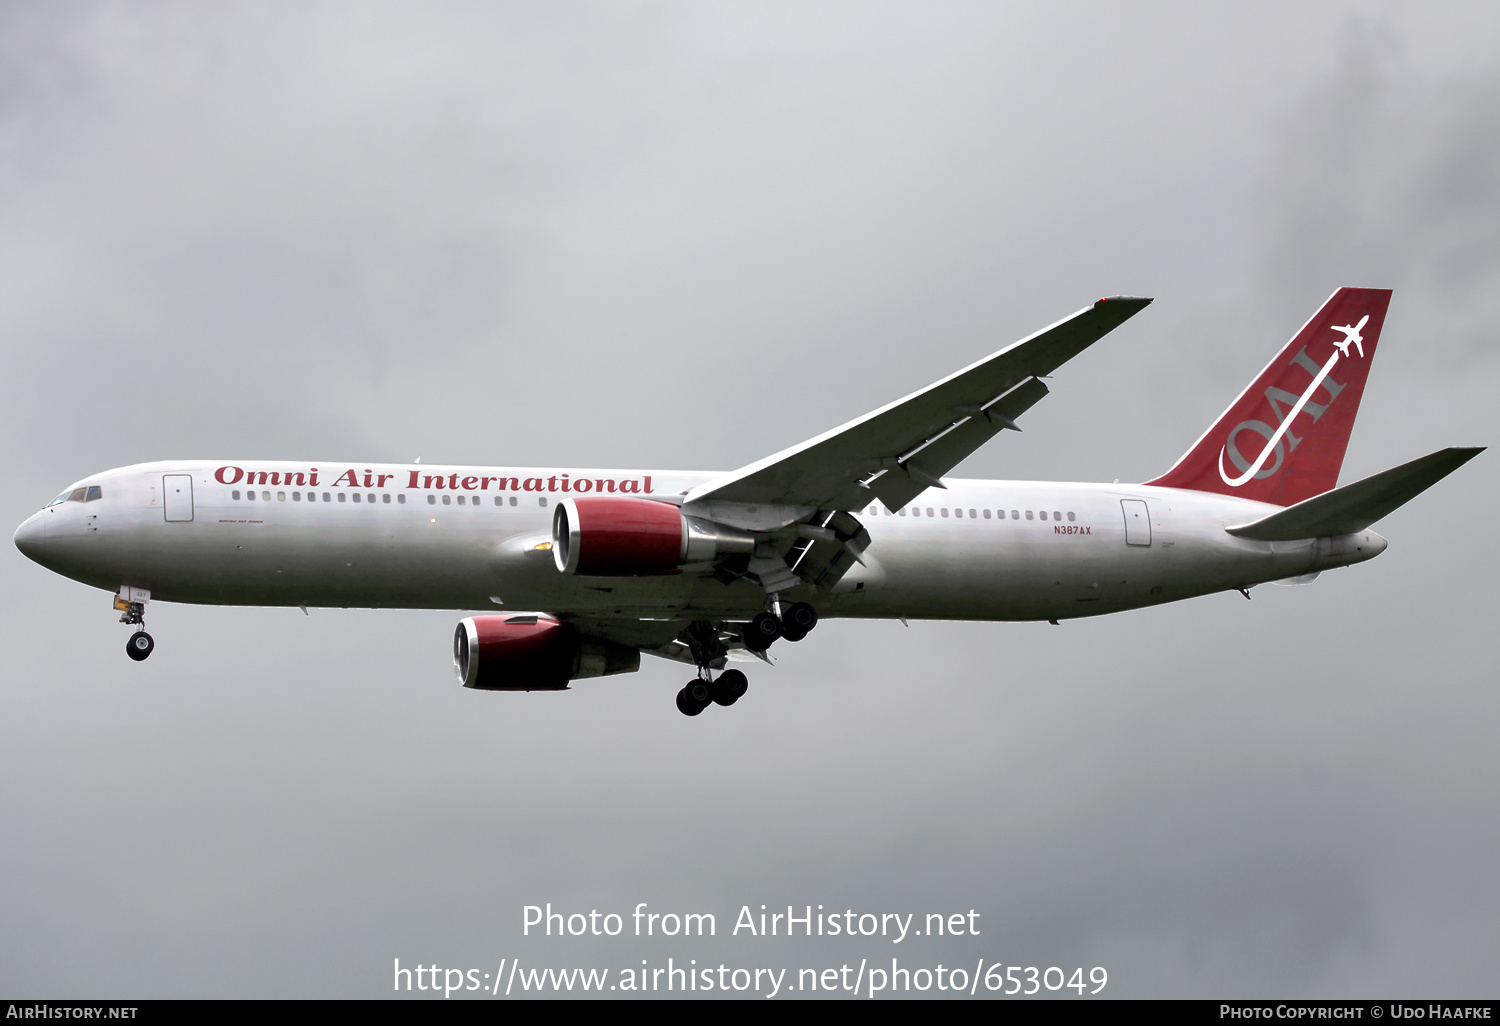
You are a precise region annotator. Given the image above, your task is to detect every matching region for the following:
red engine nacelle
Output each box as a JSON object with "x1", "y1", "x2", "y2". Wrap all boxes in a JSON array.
[
  {"x1": 453, "y1": 614, "x2": 640, "y2": 691},
  {"x1": 551, "y1": 496, "x2": 755, "y2": 576}
]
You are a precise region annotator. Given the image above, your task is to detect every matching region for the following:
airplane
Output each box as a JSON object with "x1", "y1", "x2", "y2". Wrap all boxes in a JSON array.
[
  {"x1": 1331, "y1": 314, "x2": 1369, "y2": 358},
  {"x1": 13, "y1": 287, "x2": 1482, "y2": 717}
]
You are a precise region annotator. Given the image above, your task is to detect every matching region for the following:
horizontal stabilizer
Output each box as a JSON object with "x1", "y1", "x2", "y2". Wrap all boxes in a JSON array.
[{"x1": 1225, "y1": 447, "x2": 1484, "y2": 541}]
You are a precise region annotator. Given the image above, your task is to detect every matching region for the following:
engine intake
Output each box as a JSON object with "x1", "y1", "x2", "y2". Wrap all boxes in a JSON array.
[
  {"x1": 552, "y1": 497, "x2": 755, "y2": 576},
  {"x1": 454, "y1": 614, "x2": 640, "y2": 690}
]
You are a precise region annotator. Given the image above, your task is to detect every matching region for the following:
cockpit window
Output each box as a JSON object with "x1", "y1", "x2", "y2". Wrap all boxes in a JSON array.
[
  {"x1": 48, "y1": 492, "x2": 70, "y2": 507},
  {"x1": 85, "y1": 486, "x2": 102, "y2": 502},
  {"x1": 67, "y1": 488, "x2": 87, "y2": 503}
]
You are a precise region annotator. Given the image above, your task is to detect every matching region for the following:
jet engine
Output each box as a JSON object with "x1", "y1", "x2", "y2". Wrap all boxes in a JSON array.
[
  {"x1": 454, "y1": 614, "x2": 640, "y2": 690},
  {"x1": 551, "y1": 497, "x2": 756, "y2": 576}
]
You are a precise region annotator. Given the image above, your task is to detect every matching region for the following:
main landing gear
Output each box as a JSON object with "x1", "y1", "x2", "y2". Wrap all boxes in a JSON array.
[
  {"x1": 672, "y1": 603, "x2": 820, "y2": 717},
  {"x1": 741, "y1": 601, "x2": 818, "y2": 652},
  {"x1": 675, "y1": 669, "x2": 749, "y2": 716}
]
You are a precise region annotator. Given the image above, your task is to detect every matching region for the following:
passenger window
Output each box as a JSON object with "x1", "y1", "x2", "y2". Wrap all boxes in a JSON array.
[
  {"x1": 1068, "y1": 511, "x2": 1075, "y2": 522},
  {"x1": 338, "y1": 493, "x2": 346, "y2": 503},
  {"x1": 442, "y1": 495, "x2": 451, "y2": 505},
  {"x1": 294, "y1": 492, "x2": 302, "y2": 501},
  {"x1": 382, "y1": 494, "x2": 391, "y2": 504},
  {"x1": 509, "y1": 496, "x2": 517, "y2": 506},
  {"x1": 277, "y1": 492, "x2": 286, "y2": 501},
  {"x1": 1038, "y1": 510, "x2": 1046, "y2": 520},
  {"x1": 539, "y1": 497, "x2": 548, "y2": 507},
  {"x1": 397, "y1": 494, "x2": 406, "y2": 504},
  {"x1": 367, "y1": 493, "x2": 375, "y2": 503},
  {"x1": 969, "y1": 509, "x2": 976, "y2": 518},
  {"x1": 494, "y1": 496, "x2": 502, "y2": 506},
  {"x1": 262, "y1": 491, "x2": 270, "y2": 501},
  {"x1": 352, "y1": 493, "x2": 361, "y2": 503},
  {"x1": 941, "y1": 508, "x2": 949, "y2": 518},
  {"x1": 983, "y1": 509, "x2": 991, "y2": 519},
  {"x1": 1053, "y1": 511, "x2": 1061, "y2": 520},
  {"x1": 85, "y1": 486, "x2": 102, "y2": 502},
  {"x1": 1011, "y1": 510, "x2": 1019, "y2": 519},
  {"x1": 457, "y1": 495, "x2": 466, "y2": 506},
  {"x1": 926, "y1": 508, "x2": 934, "y2": 517},
  {"x1": 247, "y1": 491, "x2": 256, "y2": 501},
  {"x1": 427, "y1": 495, "x2": 436, "y2": 505},
  {"x1": 1026, "y1": 510, "x2": 1033, "y2": 520},
  {"x1": 322, "y1": 493, "x2": 331, "y2": 502},
  {"x1": 232, "y1": 490, "x2": 241, "y2": 500}
]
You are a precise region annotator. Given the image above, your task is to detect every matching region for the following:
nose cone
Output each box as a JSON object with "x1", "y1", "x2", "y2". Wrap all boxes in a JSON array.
[{"x1": 13, "y1": 512, "x2": 46, "y2": 562}]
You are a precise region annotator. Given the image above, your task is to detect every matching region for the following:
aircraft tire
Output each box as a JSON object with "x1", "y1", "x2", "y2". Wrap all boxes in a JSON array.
[
  {"x1": 786, "y1": 602, "x2": 819, "y2": 634},
  {"x1": 126, "y1": 631, "x2": 155, "y2": 662},
  {"x1": 711, "y1": 669, "x2": 748, "y2": 706},
  {"x1": 743, "y1": 612, "x2": 781, "y2": 652},
  {"x1": 676, "y1": 686, "x2": 707, "y2": 717}
]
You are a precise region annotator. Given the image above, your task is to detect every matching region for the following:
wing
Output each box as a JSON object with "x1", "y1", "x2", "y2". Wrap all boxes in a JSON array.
[{"x1": 683, "y1": 296, "x2": 1152, "y2": 513}]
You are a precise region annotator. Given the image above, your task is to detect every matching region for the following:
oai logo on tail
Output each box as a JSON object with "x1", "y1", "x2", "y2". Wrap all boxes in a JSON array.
[{"x1": 1217, "y1": 315, "x2": 1370, "y2": 488}]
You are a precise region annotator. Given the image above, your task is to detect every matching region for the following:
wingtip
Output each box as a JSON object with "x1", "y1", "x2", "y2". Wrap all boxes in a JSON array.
[{"x1": 1095, "y1": 295, "x2": 1153, "y2": 307}]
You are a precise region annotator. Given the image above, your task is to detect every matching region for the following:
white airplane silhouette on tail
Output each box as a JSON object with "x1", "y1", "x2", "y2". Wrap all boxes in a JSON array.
[{"x1": 1331, "y1": 314, "x2": 1370, "y2": 358}]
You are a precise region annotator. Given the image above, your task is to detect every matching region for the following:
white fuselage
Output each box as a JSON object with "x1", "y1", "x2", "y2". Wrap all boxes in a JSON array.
[{"x1": 15, "y1": 460, "x2": 1388, "y2": 623}]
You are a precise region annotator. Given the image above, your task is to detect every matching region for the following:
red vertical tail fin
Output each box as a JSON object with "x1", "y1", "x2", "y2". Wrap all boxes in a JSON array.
[{"x1": 1146, "y1": 287, "x2": 1392, "y2": 507}]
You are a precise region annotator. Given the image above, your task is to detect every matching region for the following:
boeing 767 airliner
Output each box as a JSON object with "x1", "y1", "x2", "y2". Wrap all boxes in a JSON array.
[{"x1": 13, "y1": 288, "x2": 1482, "y2": 716}]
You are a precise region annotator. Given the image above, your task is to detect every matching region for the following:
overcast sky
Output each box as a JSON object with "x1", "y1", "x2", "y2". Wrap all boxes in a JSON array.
[{"x1": 1, "y1": 1, "x2": 1496, "y2": 999}]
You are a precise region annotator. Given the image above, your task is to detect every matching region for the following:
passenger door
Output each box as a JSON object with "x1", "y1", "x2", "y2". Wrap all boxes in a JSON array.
[
  {"x1": 1120, "y1": 499, "x2": 1151, "y2": 547},
  {"x1": 163, "y1": 474, "x2": 194, "y2": 522}
]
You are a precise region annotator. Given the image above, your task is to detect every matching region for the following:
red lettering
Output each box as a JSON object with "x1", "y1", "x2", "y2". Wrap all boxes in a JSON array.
[
  {"x1": 574, "y1": 478, "x2": 592, "y2": 493},
  {"x1": 560, "y1": 475, "x2": 571, "y2": 493},
  {"x1": 598, "y1": 479, "x2": 614, "y2": 493},
  {"x1": 523, "y1": 478, "x2": 543, "y2": 492},
  {"x1": 461, "y1": 476, "x2": 479, "y2": 490},
  {"x1": 309, "y1": 469, "x2": 320, "y2": 486},
  {"x1": 362, "y1": 471, "x2": 373, "y2": 487},
  {"x1": 331, "y1": 470, "x2": 359, "y2": 487},
  {"x1": 214, "y1": 466, "x2": 244, "y2": 485},
  {"x1": 547, "y1": 476, "x2": 559, "y2": 491},
  {"x1": 406, "y1": 471, "x2": 420, "y2": 488},
  {"x1": 495, "y1": 477, "x2": 519, "y2": 491},
  {"x1": 644, "y1": 476, "x2": 653, "y2": 494},
  {"x1": 422, "y1": 475, "x2": 445, "y2": 489},
  {"x1": 481, "y1": 477, "x2": 497, "y2": 490},
  {"x1": 619, "y1": 480, "x2": 640, "y2": 494},
  {"x1": 447, "y1": 474, "x2": 460, "y2": 490}
]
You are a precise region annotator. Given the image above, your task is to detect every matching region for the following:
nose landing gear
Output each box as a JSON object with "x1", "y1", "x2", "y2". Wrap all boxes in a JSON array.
[{"x1": 116, "y1": 588, "x2": 154, "y2": 661}]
